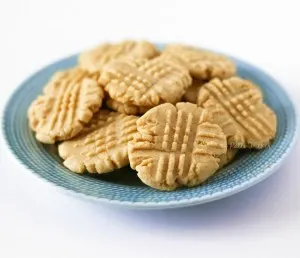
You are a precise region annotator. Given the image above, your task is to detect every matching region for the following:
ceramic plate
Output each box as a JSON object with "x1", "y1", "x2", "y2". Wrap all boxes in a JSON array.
[{"x1": 2, "y1": 44, "x2": 298, "y2": 209}]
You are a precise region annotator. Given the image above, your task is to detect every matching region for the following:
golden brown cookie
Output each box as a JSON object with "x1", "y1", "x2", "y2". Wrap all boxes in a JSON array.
[
  {"x1": 183, "y1": 79, "x2": 206, "y2": 103},
  {"x1": 106, "y1": 98, "x2": 150, "y2": 115},
  {"x1": 28, "y1": 68, "x2": 104, "y2": 144},
  {"x1": 218, "y1": 148, "x2": 238, "y2": 169},
  {"x1": 79, "y1": 40, "x2": 158, "y2": 72},
  {"x1": 99, "y1": 56, "x2": 192, "y2": 107},
  {"x1": 128, "y1": 102, "x2": 227, "y2": 191},
  {"x1": 58, "y1": 110, "x2": 138, "y2": 174},
  {"x1": 163, "y1": 44, "x2": 236, "y2": 80},
  {"x1": 197, "y1": 77, "x2": 277, "y2": 148}
]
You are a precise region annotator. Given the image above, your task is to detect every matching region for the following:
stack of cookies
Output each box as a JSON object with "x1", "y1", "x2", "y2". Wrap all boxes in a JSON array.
[{"x1": 28, "y1": 40, "x2": 277, "y2": 191}]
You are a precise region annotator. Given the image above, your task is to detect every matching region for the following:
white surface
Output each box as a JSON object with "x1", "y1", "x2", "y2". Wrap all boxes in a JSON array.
[{"x1": 0, "y1": 0, "x2": 300, "y2": 257}]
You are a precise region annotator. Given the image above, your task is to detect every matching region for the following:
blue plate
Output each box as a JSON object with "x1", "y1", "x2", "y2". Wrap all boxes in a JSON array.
[{"x1": 2, "y1": 44, "x2": 298, "y2": 209}]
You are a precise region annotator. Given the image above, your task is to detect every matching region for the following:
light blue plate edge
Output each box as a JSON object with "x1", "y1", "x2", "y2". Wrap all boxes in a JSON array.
[{"x1": 2, "y1": 48, "x2": 299, "y2": 209}]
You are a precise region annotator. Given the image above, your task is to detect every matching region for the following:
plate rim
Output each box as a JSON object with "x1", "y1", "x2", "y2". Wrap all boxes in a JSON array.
[{"x1": 2, "y1": 49, "x2": 299, "y2": 209}]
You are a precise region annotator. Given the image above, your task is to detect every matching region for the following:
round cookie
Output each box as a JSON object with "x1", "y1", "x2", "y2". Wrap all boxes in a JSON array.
[
  {"x1": 197, "y1": 77, "x2": 277, "y2": 148},
  {"x1": 128, "y1": 102, "x2": 227, "y2": 191},
  {"x1": 79, "y1": 40, "x2": 159, "y2": 72},
  {"x1": 59, "y1": 110, "x2": 138, "y2": 174},
  {"x1": 163, "y1": 44, "x2": 236, "y2": 80},
  {"x1": 99, "y1": 56, "x2": 192, "y2": 107},
  {"x1": 28, "y1": 68, "x2": 104, "y2": 144}
]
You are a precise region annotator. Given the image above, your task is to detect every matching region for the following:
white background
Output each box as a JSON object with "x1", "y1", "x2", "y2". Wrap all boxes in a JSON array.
[{"x1": 0, "y1": 0, "x2": 300, "y2": 257}]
